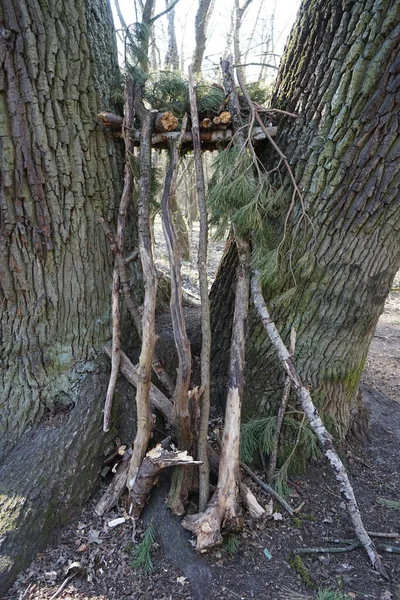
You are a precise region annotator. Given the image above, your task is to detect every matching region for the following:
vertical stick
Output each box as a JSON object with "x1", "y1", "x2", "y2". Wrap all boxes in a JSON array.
[
  {"x1": 128, "y1": 87, "x2": 157, "y2": 491},
  {"x1": 188, "y1": 65, "x2": 211, "y2": 511},
  {"x1": 103, "y1": 270, "x2": 121, "y2": 431},
  {"x1": 103, "y1": 79, "x2": 135, "y2": 432},
  {"x1": 267, "y1": 327, "x2": 296, "y2": 482},
  {"x1": 161, "y1": 118, "x2": 193, "y2": 513}
]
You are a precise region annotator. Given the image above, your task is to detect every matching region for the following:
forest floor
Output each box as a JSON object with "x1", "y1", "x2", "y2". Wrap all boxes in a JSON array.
[{"x1": 6, "y1": 221, "x2": 400, "y2": 600}]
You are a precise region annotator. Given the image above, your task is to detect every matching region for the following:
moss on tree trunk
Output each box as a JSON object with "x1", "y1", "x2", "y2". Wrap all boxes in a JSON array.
[
  {"x1": 0, "y1": 0, "x2": 127, "y2": 458},
  {"x1": 0, "y1": 0, "x2": 131, "y2": 593},
  {"x1": 210, "y1": 0, "x2": 400, "y2": 437}
]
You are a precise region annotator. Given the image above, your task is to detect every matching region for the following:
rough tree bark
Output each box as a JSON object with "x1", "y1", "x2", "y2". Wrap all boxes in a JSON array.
[
  {"x1": 0, "y1": 0, "x2": 126, "y2": 593},
  {"x1": 192, "y1": 0, "x2": 214, "y2": 73},
  {"x1": 210, "y1": 0, "x2": 400, "y2": 438},
  {"x1": 164, "y1": 0, "x2": 179, "y2": 70}
]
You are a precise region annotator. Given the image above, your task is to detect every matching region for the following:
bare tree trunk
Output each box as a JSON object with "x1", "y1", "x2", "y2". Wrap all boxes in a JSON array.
[
  {"x1": 233, "y1": 0, "x2": 254, "y2": 80},
  {"x1": 164, "y1": 0, "x2": 179, "y2": 70},
  {"x1": 192, "y1": 0, "x2": 214, "y2": 73},
  {"x1": 0, "y1": 0, "x2": 125, "y2": 592},
  {"x1": 210, "y1": 0, "x2": 400, "y2": 438}
]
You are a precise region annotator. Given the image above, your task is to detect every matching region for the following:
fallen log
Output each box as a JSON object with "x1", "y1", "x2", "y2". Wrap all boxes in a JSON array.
[
  {"x1": 98, "y1": 111, "x2": 178, "y2": 133},
  {"x1": 105, "y1": 126, "x2": 277, "y2": 148},
  {"x1": 219, "y1": 110, "x2": 231, "y2": 124},
  {"x1": 200, "y1": 118, "x2": 212, "y2": 129},
  {"x1": 98, "y1": 111, "x2": 123, "y2": 129}
]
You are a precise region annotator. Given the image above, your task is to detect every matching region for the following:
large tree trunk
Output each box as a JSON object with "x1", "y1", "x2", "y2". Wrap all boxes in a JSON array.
[
  {"x1": 211, "y1": 0, "x2": 400, "y2": 438},
  {"x1": 0, "y1": 0, "x2": 127, "y2": 592}
]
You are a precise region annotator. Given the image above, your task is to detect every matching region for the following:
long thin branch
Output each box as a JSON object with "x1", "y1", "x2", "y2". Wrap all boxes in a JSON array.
[
  {"x1": 151, "y1": 0, "x2": 181, "y2": 24},
  {"x1": 240, "y1": 462, "x2": 293, "y2": 516},
  {"x1": 128, "y1": 89, "x2": 157, "y2": 492},
  {"x1": 103, "y1": 270, "x2": 121, "y2": 431},
  {"x1": 251, "y1": 269, "x2": 387, "y2": 577},
  {"x1": 189, "y1": 65, "x2": 211, "y2": 511},
  {"x1": 267, "y1": 327, "x2": 296, "y2": 482},
  {"x1": 102, "y1": 79, "x2": 135, "y2": 432}
]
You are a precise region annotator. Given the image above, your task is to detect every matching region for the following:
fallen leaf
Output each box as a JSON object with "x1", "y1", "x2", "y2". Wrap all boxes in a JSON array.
[
  {"x1": 272, "y1": 512, "x2": 283, "y2": 521},
  {"x1": 177, "y1": 576, "x2": 187, "y2": 585},
  {"x1": 77, "y1": 544, "x2": 89, "y2": 553},
  {"x1": 88, "y1": 529, "x2": 102, "y2": 544}
]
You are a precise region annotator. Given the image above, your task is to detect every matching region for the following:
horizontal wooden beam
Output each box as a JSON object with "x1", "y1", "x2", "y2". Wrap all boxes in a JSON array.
[{"x1": 132, "y1": 126, "x2": 277, "y2": 150}]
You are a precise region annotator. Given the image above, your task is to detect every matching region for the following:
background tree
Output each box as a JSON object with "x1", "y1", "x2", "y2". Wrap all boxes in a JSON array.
[
  {"x1": 210, "y1": 0, "x2": 400, "y2": 441},
  {"x1": 192, "y1": 0, "x2": 215, "y2": 73}
]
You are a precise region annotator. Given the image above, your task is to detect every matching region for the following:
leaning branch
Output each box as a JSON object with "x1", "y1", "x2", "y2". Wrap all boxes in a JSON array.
[{"x1": 251, "y1": 269, "x2": 387, "y2": 577}]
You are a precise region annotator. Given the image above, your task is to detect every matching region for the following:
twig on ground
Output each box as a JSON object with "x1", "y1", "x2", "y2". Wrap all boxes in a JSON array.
[
  {"x1": 295, "y1": 537, "x2": 400, "y2": 555},
  {"x1": 240, "y1": 462, "x2": 294, "y2": 516}
]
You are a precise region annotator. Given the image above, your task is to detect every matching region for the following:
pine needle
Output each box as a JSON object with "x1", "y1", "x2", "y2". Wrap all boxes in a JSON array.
[{"x1": 131, "y1": 524, "x2": 156, "y2": 573}]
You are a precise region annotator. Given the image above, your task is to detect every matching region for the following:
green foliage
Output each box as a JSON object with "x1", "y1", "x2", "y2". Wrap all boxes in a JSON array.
[
  {"x1": 143, "y1": 73, "x2": 225, "y2": 119},
  {"x1": 240, "y1": 413, "x2": 322, "y2": 496},
  {"x1": 131, "y1": 524, "x2": 156, "y2": 574},
  {"x1": 241, "y1": 416, "x2": 276, "y2": 463},
  {"x1": 145, "y1": 71, "x2": 189, "y2": 117},
  {"x1": 207, "y1": 147, "x2": 282, "y2": 240},
  {"x1": 288, "y1": 555, "x2": 316, "y2": 590},
  {"x1": 244, "y1": 81, "x2": 271, "y2": 105},
  {"x1": 196, "y1": 84, "x2": 225, "y2": 116},
  {"x1": 316, "y1": 591, "x2": 352, "y2": 600},
  {"x1": 377, "y1": 497, "x2": 400, "y2": 510},
  {"x1": 223, "y1": 534, "x2": 240, "y2": 555}
]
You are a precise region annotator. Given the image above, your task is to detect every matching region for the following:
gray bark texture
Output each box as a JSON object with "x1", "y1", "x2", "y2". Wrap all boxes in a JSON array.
[
  {"x1": 0, "y1": 0, "x2": 129, "y2": 593},
  {"x1": 210, "y1": 0, "x2": 400, "y2": 437}
]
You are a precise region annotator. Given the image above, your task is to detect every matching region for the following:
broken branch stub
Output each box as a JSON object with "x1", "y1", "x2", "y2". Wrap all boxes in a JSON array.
[{"x1": 130, "y1": 443, "x2": 201, "y2": 518}]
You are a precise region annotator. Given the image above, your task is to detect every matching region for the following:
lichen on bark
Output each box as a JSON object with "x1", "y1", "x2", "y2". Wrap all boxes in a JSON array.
[{"x1": 210, "y1": 0, "x2": 400, "y2": 437}]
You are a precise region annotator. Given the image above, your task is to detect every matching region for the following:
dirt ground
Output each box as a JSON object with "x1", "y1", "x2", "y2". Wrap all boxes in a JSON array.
[{"x1": 5, "y1": 227, "x2": 400, "y2": 600}]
